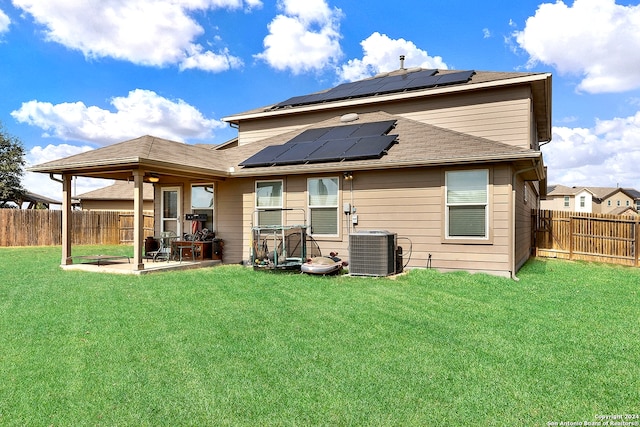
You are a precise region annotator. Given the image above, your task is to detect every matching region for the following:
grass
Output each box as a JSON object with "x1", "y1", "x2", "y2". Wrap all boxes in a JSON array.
[{"x1": 1, "y1": 246, "x2": 639, "y2": 426}]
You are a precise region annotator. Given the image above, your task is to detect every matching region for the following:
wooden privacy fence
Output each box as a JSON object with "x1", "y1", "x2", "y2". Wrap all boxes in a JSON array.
[
  {"x1": 533, "y1": 209, "x2": 640, "y2": 267},
  {"x1": 0, "y1": 210, "x2": 154, "y2": 247}
]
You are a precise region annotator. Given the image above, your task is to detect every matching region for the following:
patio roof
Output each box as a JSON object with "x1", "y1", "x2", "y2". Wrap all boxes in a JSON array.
[{"x1": 28, "y1": 135, "x2": 231, "y2": 182}]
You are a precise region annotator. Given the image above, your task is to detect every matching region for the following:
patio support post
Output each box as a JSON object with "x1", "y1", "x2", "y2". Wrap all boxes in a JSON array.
[
  {"x1": 132, "y1": 170, "x2": 145, "y2": 270},
  {"x1": 61, "y1": 174, "x2": 72, "y2": 265}
]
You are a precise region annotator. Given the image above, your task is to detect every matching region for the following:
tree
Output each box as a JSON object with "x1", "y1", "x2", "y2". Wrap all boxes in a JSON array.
[{"x1": 0, "y1": 121, "x2": 26, "y2": 208}]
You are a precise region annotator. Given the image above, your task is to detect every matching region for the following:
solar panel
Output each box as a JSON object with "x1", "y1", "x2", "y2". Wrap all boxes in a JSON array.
[
  {"x1": 305, "y1": 139, "x2": 358, "y2": 163},
  {"x1": 405, "y1": 75, "x2": 440, "y2": 90},
  {"x1": 270, "y1": 142, "x2": 319, "y2": 165},
  {"x1": 274, "y1": 69, "x2": 442, "y2": 108},
  {"x1": 349, "y1": 120, "x2": 396, "y2": 137},
  {"x1": 342, "y1": 135, "x2": 398, "y2": 160},
  {"x1": 318, "y1": 125, "x2": 360, "y2": 140},
  {"x1": 239, "y1": 145, "x2": 291, "y2": 167},
  {"x1": 435, "y1": 70, "x2": 475, "y2": 86},
  {"x1": 286, "y1": 128, "x2": 330, "y2": 144},
  {"x1": 240, "y1": 120, "x2": 399, "y2": 167}
]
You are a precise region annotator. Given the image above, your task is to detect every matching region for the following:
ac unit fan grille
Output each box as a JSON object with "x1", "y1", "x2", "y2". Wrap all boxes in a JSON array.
[{"x1": 349, "y1": 231, "x2": 396, "y2": 276}]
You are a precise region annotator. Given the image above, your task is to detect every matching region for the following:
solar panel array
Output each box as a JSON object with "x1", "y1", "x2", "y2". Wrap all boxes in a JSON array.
[
  {"x1": 240, "y1": 120, "x2": 398, "y2": 168},
  {"x1": 274, "y1": 69, "x2": 475, "y2": 109}
]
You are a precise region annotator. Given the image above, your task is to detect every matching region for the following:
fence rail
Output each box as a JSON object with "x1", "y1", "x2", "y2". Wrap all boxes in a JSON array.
[
  {"x1": 0, "y1": 210, "x2": 154, "y2": 247},
  {"x1": 533, "y1": 209, "x2": 640, "y2": 267}
]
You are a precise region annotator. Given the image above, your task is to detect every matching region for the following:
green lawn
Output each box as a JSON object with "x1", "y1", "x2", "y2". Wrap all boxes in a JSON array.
[{"x1": 1, "y1": 246, "x2": 638, "y2": 426}]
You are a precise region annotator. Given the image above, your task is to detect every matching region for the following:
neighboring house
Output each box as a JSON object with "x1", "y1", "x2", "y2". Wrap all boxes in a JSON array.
[
  {"x1": 4, "y1": 191, "x2": 61, "y2": 209},
  {"x1": 542, "y1": 185, "x2": 640, "y2": 214},
  {"x1": 30, "y1": 65, "x2": 551, "y2": 277},
  {"x1": 74, "y1": 181, "x2": 154, "y2": 212}
]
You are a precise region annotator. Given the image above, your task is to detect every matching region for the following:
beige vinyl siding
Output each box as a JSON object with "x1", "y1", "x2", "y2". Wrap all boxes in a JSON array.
[
  {"x1": 540, "y1": 196, "x2": 574, "y2": 211},
  {"x1": 215, "y1": 178, "x2": 251, "y2": 264},
  {"x1": 237, "y1": 86, "x2": 534, "y2": 150},
  {"x1": 236, "y1": 165, "x2": 518, "y2": 276},
  {"x1": 391, "y1": 87, "x2": 533, "y2": 149},
  {"x1": 514, "y1": 176, "x2": 534, "y2": 271}
]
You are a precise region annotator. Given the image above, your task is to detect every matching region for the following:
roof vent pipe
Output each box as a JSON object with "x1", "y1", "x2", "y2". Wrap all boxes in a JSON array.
[{"x1": 399, "y1": 55, "x2": 405, "y2": 69}]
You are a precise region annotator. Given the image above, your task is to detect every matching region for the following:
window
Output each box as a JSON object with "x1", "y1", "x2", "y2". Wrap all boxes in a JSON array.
[
  {"x1": 308, "y1": 177, "x2": 339, "y2": 235},
  {"x1": 446, "y1": 170, "x2": 488, "y2": 239},
  {"x1": 580, "y1": 196, "x2": 585, "y2": 208},
  {"x1": 191, "y1": 184, "x2": 214, "y2": 231},
  {"x1": 617, "y1": 200, "x2": 621, "y2": 207},
  {"x1": 256, "y1": 180, "x2": 283, "y2": 226},
  {"x1": 564, "y1": 196, "x2": 570, "y2": 207},
  {"x1": 608, "y1": 200, "x2": 611, "y2": 206},
  {"x1": 626, "y1": 200, "x2": 630, "y2": 206}
]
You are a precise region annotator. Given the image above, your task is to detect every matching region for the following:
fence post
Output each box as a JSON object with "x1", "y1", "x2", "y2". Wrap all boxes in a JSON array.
[
  {"x1": 633, "y1": 221, "x2": 640, "y2": 267},
  {"x1": 569, "y1": 217, "x2": 574, "y2": 260}
]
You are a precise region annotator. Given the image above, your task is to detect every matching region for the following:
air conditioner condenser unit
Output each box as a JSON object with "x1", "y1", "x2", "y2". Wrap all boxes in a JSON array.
[{"x1": 349, "y1": 230, "x2": 397, "y2": 276}]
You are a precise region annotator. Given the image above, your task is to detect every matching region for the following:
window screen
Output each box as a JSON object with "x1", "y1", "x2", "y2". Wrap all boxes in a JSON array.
[
  {"x1": 308, "y1": 177, "x2": 339, "y2": 235},
  {"x1": 446, "y1": 170, "x2": 488, "y2": 238},
  {"x1": 256, "y1": 180, "x2": 283, "y2": 226}
]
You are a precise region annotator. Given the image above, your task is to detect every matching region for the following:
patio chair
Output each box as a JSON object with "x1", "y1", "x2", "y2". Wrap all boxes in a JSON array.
[{"x1": 152, "y1": 231, "x2": 177, "y2": 262}]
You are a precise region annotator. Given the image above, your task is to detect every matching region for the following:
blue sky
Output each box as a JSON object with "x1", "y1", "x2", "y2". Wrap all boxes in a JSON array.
[{"x1": 1, "y1": 0, "x2": 640, "y2": 199}]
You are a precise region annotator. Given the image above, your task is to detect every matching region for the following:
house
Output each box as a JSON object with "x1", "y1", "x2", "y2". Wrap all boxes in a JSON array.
[
  {"x1": 18, "y1": 191, "x2": 61, "y2": 209},
  {"x1": 74, "y1": 181, "x2": 154, "y2": 212},
  {"x1": 541, "y1": 185, "x2": 640, "y2": 214},
  {"x1": 29, "y1": 65, "x2": 551, "y2": 278}
]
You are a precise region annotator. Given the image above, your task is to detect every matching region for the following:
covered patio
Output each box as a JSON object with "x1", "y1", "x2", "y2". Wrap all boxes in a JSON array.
[
  {"x1": 28, "y1": 135, "x2": 231, "y2": 273},
  {"x1": 62, "y1": 257, "x2": 222, "y2": 275}
]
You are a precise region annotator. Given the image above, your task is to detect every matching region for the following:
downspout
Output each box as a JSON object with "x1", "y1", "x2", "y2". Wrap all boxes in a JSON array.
[
  {"x1": 49, "y1": 173, "x2": 63, "y2": 184},
  {"x1": 510, "y1": 159, "x2": 541, "y2": 280}
]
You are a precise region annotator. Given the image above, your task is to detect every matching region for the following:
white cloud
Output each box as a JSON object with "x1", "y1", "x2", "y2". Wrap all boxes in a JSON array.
[
  {"x1": 12, "y1": 0, "x2": 258, "y2": 72},
  {"x1": 514, "y1": 0, "x2": 640, "y2": 93},
  {"x1": 11, "y1": 89, "x2": 225, "y2": 145},
  {"x1": 483, "y1": 28, "x2": 491, "y2": 39},
  {"x1": 254, "y1": 0, "x2": 343, "y2": 74},
  {"x1": 543, "y1": 111, "x2": 640, "y2": 188},
  {"x1": 0, "y1": 8, "x2": 10, "y2": 34},
  {"x1": 338, "y1": 32, "x2": 448, "y2": 82},
  {"x1": 180, "y1": 46, "x2": 243, "y2": 72}
]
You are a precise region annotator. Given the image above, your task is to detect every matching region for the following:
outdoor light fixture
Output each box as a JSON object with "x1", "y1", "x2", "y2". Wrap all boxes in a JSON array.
[
  {"x1": 146, "y1": 174, "x2": 160, "y2": 183},
  {"x1": 343, "y1": 172, "x2": 353, "y2": 181}
]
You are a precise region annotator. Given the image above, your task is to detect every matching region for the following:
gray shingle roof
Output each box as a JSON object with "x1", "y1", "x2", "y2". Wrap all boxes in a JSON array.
[
  {"x1": 75, "y1": 181, "x2": 154, "y2": 200},
  {"x1": 224, "y1": 111, "x2": 541, "y2": 177}
]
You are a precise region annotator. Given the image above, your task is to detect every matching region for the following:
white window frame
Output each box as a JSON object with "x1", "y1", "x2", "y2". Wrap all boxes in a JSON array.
[
  {"x1": 445, "y1": 169, "x2": 489, "y2": 240},
  {"x1": 307, "y1": 177, "x2": 340, "y2": 237},
  {"x1": 161, "y1": 186, "x2": 181, "y2": 235},
  {"x1": 255, "y1": 180, "x2": 283, "y2": 226},
  {"x1": 580, "y1": 196, "x2": 585, "y2": 208},
  {"x1": 564, "y1": 196, "x2": 570, "y2": 207}
]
